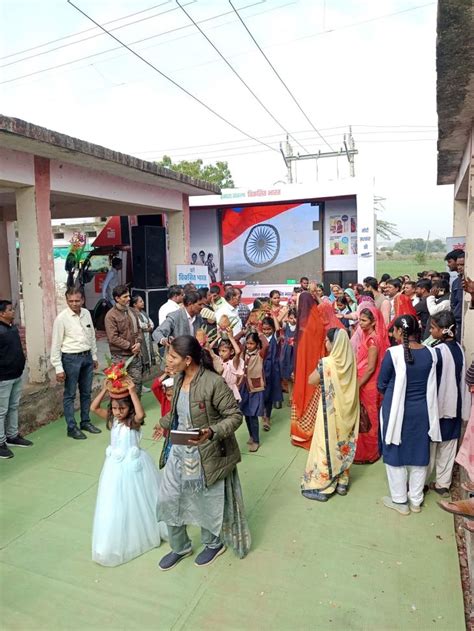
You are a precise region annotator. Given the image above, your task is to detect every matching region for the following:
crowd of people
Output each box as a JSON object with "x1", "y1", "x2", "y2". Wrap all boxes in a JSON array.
[{"x1": 0, "y1": 247, "x2": 473, "y2": 571}]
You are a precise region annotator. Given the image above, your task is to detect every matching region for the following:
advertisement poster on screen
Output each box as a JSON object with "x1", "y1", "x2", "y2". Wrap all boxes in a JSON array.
[{"x1": 323, "y1": 200, "x2": 358, "y2": 271}]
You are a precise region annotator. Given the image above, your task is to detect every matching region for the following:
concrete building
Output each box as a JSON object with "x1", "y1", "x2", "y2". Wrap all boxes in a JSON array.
[
  {"x1": 436, "y1": 0, "x2": 474, "y2": 610},
  {"x1": 436, "y1": 0, "x2": 474, "y2": 360},
  {"x1": 0, "y1": 116, "x2": 218, "y2": 383}
]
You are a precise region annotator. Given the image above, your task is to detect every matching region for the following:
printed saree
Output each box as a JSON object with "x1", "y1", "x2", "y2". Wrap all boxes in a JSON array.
[{"x1": 302, "y1": 329, "x2": 360, "y2": 494}]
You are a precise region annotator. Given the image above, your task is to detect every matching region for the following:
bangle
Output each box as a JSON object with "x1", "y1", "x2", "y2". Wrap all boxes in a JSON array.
[{"x1": 208, "y1": 428, "x2": 214, "y2": 440}]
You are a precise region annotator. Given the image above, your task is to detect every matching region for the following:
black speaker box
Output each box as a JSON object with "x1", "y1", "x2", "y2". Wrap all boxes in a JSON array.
[
  {"x1": 323, "y1": 270, "x2": 358, "y2": 293},
  {"x1": 131, "y1": 225, "x2": 167, "y2": 289}
]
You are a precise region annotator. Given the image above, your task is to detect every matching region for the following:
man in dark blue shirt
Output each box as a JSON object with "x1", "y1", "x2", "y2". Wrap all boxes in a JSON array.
[
  {"x1": 450, "y1": 252, "x2": 465, "y2": 341},
  {"x1": 0, "y1": 300, "x2": 33, "y2": 459}
]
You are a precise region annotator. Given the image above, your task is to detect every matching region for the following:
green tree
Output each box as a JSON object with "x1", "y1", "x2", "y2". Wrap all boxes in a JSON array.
[
  {"x1": 394, "y1": 239, "x2": 427, "y2": 254},
  {"x1": 157, "y1": 155, "x2": 234, "y2": 188},
  {"x1": 427, "y1": 239, "x2": 445, "y2": 253}
]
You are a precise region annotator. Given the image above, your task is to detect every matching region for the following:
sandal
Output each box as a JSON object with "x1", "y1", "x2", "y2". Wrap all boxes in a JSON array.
[
  {"x1": 429, "y1": 482, "x2": 450, "y2": 497},
  {"x1": 302, "y1": 489, "x2": 331, "y2": 502},
  {"x1": 464, "y1": 519, "x2": 474, "y2": 532},
  {"x1": 461, "y1": 481, "x2": 474, "y2": 494},
  {"x1": 262, "y1": 418, "x2": 271, "y2": 432},
  {"x1": 437, "y1": 499, "x2": 474, "y2": 519}
]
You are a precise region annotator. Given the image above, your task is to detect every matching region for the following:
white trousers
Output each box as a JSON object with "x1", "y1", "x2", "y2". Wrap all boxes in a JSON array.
[
  {"x1": 427, "y1": 440, "x2": 458, "y2": 488},
  {"x1": 385, "y1": 464, "x2": 428, "y2": 507}
]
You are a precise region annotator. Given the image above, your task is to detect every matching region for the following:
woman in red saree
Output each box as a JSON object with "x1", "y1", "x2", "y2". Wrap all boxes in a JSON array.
[
  {"x1": 352, "y1": 304, "x2": 389, "y2": 463},
  {"x1": 290, "y1": 293, "x2": 343, "y2": 449}
]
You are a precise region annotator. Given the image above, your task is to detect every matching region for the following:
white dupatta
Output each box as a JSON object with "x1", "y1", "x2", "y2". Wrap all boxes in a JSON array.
[
  {"x1": 383, "y1": 345, "x2": 440, "y2": 446},
  {"x1": 437, "y1": 342, "x2": 471, "y2": 421}
]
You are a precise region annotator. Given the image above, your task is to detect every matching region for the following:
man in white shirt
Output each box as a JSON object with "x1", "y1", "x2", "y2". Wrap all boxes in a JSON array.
[
  {"x1": 51, "y1": 289, "x2": 100, "y2": 440},
  {"x1": 102, "y1": 257, "x2": 122, "y2": 305},
  {"x1": 158, "y1": 285, "x2": 183, "y2": 325},
  {"x1": 214, "y1": 288, "x2": 242, "y2": 334}
]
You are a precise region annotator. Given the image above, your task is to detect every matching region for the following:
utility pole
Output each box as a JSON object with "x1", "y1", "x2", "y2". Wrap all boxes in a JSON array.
[
  {"x1": 424, "y1": 230, "x2": 431, "y2": 257},
  {"x1": 280, "y1": 127, "x2": 358, "y2": 183},
  {"x1": 344, "y1": 126, "x2": 356, "y2": 177},
  {"x1": 279, "y1": 135, "x2": 293, "y2": 183}
]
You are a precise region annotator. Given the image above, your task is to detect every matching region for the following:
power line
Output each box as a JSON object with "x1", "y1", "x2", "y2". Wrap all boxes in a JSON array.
[
  {"x1": 0, "y1": 0, "x2": 267, "y2": 86},
  {"x1": 228, "y1": 0, "x2": 335, "y2": 151},
  {"x1": 0, "y1": 2, "x2": 436, "y2": 89},
  {"x1": 176, "y1": 0, "x2": 309, "y2": 154},
  {"x1": 131, "y1": 126, "x2": 437, "y2": 155},
  {"x1": 288, "y1": 2, "x2": 436, "y2": 46},
  {"x1": 0, "y1": 1, "x2": 177, "y2": 60},
  {"x1": 1, "y1": 0, "x2": 178, "y2": 69},
  {"x1": 140, "y1": 136, "x2": 438, "y2": 163},
  {"x1": 66, "y1": 0, "x2": 280, "y2": 155}
]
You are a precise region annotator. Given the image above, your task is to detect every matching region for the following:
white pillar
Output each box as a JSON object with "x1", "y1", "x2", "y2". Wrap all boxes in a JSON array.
[
  {"x1": 15, "y1": 157, "x2": 57, "y2": 383},
  {"x1": 0, "y1": 212, "x2": 19, "y2": 310},
  {"x1": 166, "y1": 194, "x2": 190, "y2": 284}
]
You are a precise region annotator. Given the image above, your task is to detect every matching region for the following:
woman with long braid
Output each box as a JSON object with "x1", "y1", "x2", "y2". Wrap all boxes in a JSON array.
[{"x1": 377, "y1": 314, "x2": 440, "y2": 515}]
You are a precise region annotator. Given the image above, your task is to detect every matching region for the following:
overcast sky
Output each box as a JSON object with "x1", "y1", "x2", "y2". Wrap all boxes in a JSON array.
[{"x1": 0, "y1": 0, "x2": 454, "y2": 240}]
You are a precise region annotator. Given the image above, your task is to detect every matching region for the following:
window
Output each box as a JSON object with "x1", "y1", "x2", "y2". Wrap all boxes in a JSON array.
[
  {"x1": 86, "y1": 231, "x2": 97, "y2": 237},
  {"x1": 53, "y1": 232, "x2": 65, "y2": 239}
]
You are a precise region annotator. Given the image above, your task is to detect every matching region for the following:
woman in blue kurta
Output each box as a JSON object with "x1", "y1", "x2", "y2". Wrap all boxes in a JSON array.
[
  {"x1": 378, "y1": 314, "x2": 440, "y2": 515},
  {"x1": 427, "y1": 312, "x2": 471, "y2": 495},
  {"x1": 261, "y1": 317, "x2": 283, "y2": 432}
]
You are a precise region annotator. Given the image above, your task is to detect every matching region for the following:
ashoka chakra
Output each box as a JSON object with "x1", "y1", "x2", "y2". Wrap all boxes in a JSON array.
[{"x1": 244, "y1": 224, "x2": 280, "y2": 268}]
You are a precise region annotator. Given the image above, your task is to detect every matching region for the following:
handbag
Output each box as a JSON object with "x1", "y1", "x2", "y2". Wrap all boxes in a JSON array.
[{"x1": 359, "y1": 404, "x2": 372, "y2": 433}]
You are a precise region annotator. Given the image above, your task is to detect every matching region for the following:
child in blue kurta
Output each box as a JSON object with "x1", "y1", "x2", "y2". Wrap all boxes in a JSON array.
[
  {"x1": 279, "y1": 309, "x2": 297, "y2": 405},
  {"x1": 240, "y1": 332, "x2": 267, "y2": 453},
  {"x1": 261, "y1": 317, "x2": 283, "y2": 432}
]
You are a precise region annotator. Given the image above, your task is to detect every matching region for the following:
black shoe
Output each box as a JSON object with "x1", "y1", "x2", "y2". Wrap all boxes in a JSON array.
[
  {"x1": 67, "y1": 427, "x2": 87, "y2": 440},
  {"x1": 0, "y1": 442, "x2": 14, "y2": 459},
  {"x1": 195, "y1": 544, "x2": 226, "y2": 567},
  {"x1": 158, "y1": 550, "x2": 193, "y2": 571},
  {"x1": 6, "y1": 434, "x2": 33, "y2": 448},
  {"x1": 274, "y1": 401, "x2": 282, "y2": 410},
  {"x1": 80, "y1": 421, "x2": 101, "y2": 434}
]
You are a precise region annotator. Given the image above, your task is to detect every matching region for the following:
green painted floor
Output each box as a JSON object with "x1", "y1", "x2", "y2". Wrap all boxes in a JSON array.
[{"x1": 0, "y1": 392, "x2": 466, "y2": 630}]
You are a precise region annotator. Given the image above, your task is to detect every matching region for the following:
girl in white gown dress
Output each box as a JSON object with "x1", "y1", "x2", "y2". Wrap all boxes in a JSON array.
[{"x1": 91, "y1": 379, "x2": 166, "y2": 567}]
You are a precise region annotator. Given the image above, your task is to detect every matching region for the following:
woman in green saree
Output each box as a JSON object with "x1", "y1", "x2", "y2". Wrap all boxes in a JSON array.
[{"x1": 301, "y1": 328, "x2": 360, "y2": 501}]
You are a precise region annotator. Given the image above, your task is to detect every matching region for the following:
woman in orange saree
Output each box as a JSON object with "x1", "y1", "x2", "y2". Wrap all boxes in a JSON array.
[
  {"x1": 352, "y1": 304, "x2": 389, "y2": 464},
  {"x1": 290, "y1": 293, "x2": 343, "y2": 449}
]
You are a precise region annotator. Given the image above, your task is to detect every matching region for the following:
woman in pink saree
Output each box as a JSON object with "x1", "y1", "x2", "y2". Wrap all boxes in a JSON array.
[{"x1": 351, "y1": 304, "x2": 389, "y2": 464}]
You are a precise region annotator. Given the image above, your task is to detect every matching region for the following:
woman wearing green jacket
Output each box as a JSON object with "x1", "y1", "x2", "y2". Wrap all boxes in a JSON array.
[{"x1": 157, "y1": 335, "x2": 250, "y2": 571}]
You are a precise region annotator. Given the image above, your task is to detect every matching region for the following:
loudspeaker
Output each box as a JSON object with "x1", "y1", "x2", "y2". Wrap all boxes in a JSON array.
[
  {"x1": 136, "y1": 214, "x2": 163, "y2": 227},
  {"x1": 323, "y1": 270, "x2": 358, "y2": 293},
  {"x1": 131, "y1": 225, "x2": 167, "y2": 289}
]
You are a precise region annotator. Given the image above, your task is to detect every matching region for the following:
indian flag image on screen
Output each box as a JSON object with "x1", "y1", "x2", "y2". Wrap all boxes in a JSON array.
[{"x1": 222, "y1": 202, "x2": 320, "y2": 280}]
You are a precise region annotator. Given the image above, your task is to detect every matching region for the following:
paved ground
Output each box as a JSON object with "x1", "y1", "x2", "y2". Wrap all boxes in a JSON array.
[{"x1": 0, "y1": 390, "x2": 466, "y2": 630}]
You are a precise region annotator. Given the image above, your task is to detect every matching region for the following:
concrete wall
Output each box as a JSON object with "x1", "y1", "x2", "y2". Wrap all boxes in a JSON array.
[{"x1": 454, "y1": 127, "x2": 474, "y2": 362}]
